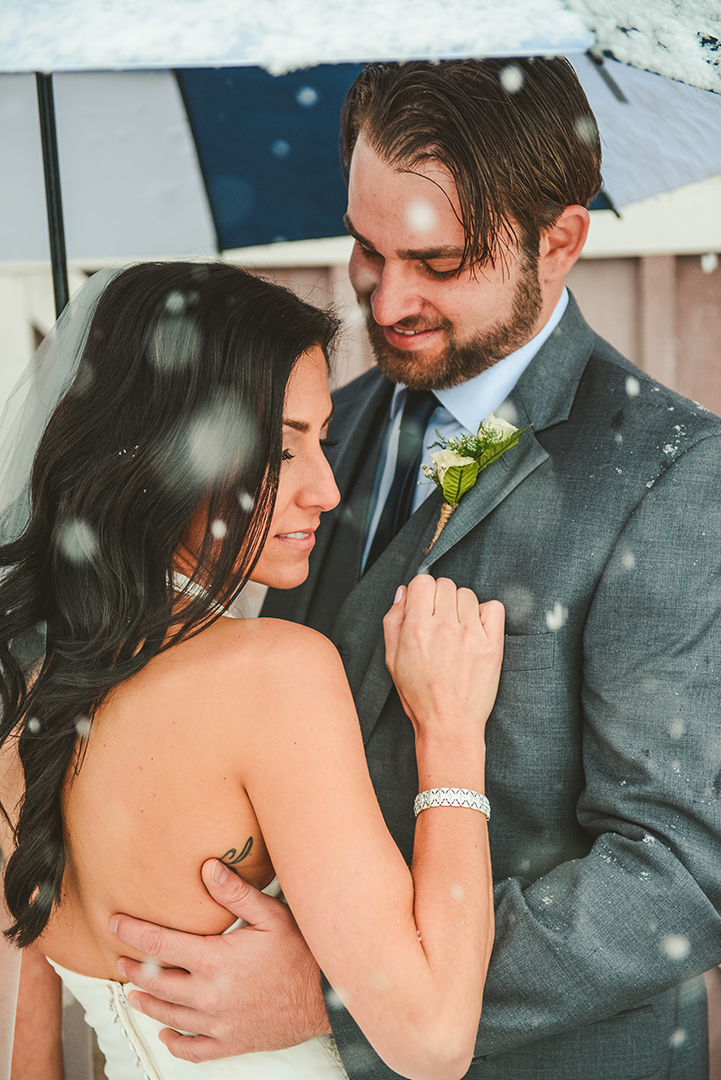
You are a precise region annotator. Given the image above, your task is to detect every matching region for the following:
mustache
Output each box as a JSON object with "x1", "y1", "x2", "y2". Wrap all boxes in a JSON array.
[{"x1": 356, "y1": 299, "x2": 452, "y2": 335}]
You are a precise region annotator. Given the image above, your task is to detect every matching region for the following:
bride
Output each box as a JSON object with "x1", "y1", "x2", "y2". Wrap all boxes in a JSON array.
[{"x1": 0, "y1": 262, "x2": 503, "y2": 1080}]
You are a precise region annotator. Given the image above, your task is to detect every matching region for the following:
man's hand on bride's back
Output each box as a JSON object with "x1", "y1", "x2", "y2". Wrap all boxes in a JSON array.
[
  {"x1": 109, "y1": 859, "x2": 330, "y2": 1062},
  {"x1": 383, "y1": 575, "x2": 505, "y2": 738}
]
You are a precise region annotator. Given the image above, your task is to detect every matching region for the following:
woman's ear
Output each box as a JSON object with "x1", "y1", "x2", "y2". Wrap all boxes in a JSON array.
[{"x1": 538, "y1": 205, "x2": 590, "y2": 283}]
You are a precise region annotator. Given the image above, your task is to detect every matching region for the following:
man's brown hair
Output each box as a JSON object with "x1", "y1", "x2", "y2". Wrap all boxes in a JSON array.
[{"x1": 341, "y1": 57, "x2": 602, "y2": 266}]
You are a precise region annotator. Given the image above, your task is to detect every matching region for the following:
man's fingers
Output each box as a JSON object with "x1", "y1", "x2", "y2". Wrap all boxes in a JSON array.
[
  {"x1": 117, "y1": 957, "x2": 191, "y2": 1002},
  {"x1": 200, "y1": 861, "x2": 284, "y2": 929},
  {"x1": 110, "y1": 914, "x2": 205, "y2": 970},
  {"x1": 126, "y1": 989, "x2": 209, "y2": 1038},
  {"x1": 159, "y1": 1029, "x2": 238, "y2": 1064}
]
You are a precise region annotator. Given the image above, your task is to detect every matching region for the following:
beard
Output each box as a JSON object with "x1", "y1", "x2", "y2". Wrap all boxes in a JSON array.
[{"x1": 362, "y1": 254, "x2": 543, "y2": 391}]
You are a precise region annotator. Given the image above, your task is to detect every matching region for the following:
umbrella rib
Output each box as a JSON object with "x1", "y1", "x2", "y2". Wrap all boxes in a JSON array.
[{"x1": 587, "y1": 52, "x2": 630, "y2": 104}]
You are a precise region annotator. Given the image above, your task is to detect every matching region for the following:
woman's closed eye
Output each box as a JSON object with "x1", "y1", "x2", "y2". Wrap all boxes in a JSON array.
[{"x1": 282, "y1": 436, "x2": 338, "y2": 462}]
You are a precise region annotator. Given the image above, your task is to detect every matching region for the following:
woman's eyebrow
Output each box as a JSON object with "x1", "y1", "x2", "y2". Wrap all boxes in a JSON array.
[{"x1": 283, "y1": 408, "x2": 335, "y2": 433}]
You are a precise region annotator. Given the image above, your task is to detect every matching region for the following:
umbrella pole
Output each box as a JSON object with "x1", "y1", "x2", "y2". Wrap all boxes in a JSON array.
[{"x1": 35, "y1": 73, "x2": 69, "y2": 318}]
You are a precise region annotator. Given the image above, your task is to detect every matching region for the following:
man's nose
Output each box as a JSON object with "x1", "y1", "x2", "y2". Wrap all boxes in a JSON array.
[{"x1": 370, "y1": 262, "x2": 424, "y2": 328}]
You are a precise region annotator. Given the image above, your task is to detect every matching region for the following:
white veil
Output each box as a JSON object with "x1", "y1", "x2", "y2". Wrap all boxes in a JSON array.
[
  {"x1": 0, "y1": 267, "x2": 123, "y2": 545},
  {"x1": 0, "y1": 266, "x2": 122, "y2": 1077}
]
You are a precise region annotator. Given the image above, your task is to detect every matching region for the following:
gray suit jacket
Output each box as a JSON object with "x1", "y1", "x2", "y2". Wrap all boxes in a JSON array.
[{"x1": 263, "y1": 295, "x2": 721, "y2": 1078}]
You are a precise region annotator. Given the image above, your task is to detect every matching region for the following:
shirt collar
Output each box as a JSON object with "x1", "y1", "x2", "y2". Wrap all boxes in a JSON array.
[{"x1": 391, "y1": 288, "x2": 568, "y2": 431}]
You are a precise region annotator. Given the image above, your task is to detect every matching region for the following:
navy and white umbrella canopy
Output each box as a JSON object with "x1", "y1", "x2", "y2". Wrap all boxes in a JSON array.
[{"x1": 1, "y1": 0, "x2": 720, "y2": 313}]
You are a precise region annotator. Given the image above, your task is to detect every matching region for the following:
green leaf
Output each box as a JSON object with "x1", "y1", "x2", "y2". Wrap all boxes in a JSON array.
[
  {"x1": 441, "y1": 460, "x2": 479, "y2": 504},
  {"x1": 477, "y1": 428, "x2": 526, "y2": 471}
]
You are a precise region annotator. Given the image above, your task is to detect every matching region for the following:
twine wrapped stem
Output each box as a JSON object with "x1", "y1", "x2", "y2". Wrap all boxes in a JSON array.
[{"x1": 426, "y1": 501, "x2": 457, "y2": 552}]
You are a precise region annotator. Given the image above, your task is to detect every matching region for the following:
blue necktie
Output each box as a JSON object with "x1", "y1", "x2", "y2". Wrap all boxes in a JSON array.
[{"x1": 365, "y1": 389, "x2": 437, "y2": 570}]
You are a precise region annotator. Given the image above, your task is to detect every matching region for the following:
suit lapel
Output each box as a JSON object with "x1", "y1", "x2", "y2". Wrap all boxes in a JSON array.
[{"x1": 418, "y1": 396, "x2": 547, "y2": 574}]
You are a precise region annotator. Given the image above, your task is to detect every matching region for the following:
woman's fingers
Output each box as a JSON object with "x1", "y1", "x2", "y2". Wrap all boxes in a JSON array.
[
  {"x1": 456, "y1": 586, "x2": 482, "y2": 625},
  {"x1": 479, "y1": 599, "x2": 505, "y2": 642},
  {"x1": 383, "y1": 584, "x2": 407, "y2": 669},
  {"x1": 429, "y1": 576, "x2": 459, "y2": 620}
]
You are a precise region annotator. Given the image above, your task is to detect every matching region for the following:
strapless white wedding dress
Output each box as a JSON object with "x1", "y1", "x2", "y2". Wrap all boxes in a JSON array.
[{"x1": 47, "y1": 879, "x2": 348, "y2": 1080}]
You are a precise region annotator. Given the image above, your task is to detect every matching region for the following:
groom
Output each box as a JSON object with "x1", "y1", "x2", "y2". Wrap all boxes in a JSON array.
[{"x1": 114, "y1": 58, "x2": 721, "y2": 1076}]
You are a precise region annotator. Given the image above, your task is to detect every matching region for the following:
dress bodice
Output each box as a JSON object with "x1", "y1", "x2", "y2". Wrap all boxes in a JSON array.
[
  {"x1": 48, "y1": 877, "x2": 348, "y2": 1080},
  {"x1": 49, "y1": 961, "x2": 347, "y2": 1080}
]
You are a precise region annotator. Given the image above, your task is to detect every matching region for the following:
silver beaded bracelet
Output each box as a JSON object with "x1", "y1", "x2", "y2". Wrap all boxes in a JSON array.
[{"x1": 414, "y1": 787, "x2": 491, "y2": 820}]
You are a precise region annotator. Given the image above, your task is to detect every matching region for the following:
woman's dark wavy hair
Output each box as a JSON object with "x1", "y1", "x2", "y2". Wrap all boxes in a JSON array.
[
  {"x1": 0, "y1": 261, "x2": 338, "y2": 946},
  {"x1": 341, "y1": 57, "x2": 602, "y2": 265}
]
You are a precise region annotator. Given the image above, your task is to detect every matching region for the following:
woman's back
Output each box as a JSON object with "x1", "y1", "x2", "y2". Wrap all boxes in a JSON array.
[{"x1": 37, "y1": 614, "x2": 307, "y2": 979}]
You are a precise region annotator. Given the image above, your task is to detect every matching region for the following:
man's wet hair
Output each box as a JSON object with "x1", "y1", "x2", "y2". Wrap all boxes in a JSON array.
[{"x1": 341, "y1": 57, "x2": 602, "y2": 266}]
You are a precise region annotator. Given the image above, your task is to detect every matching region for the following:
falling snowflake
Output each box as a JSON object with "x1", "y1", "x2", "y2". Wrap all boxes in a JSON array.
[
  {"x1": 406, "y1": 200, "x2": 437, "y2": 231},
  {"x1": 545, "y1": 602, "x2": 567, "y2": 630},
  {"x1": 75, "y1": 716, "x2": 91, "y2": 738},
  {"x1": 295, "y1": 85, "x2": 319, "y2": 107},
  {"x1": 499, "y1": 64, "x2": 524, "y2": 93},
  {"x1": 147, "y1": 312, "x2": 201, "y2": 372},
  {"x1": 58, "y1": 518, "x2": 99, "y2": 564},
  {"x1": 662, "y1": 934, "x2": 690, "y2": 960}
]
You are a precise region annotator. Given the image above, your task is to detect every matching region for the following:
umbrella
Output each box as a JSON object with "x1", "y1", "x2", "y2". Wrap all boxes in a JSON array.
[{"x1": 1, "y1": 0, "x2": 721, "y2": 318}]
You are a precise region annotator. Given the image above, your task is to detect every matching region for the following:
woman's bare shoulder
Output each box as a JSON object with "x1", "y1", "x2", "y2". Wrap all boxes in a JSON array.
[{"x1": 205, "y1": 616, "x2": 347, "y2": 702}]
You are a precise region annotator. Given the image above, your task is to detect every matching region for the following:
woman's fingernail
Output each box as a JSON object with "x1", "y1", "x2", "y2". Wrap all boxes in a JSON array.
[
  {"x1": 212, "y1": 859, "x2": 229, "y2": 883},
  {"x1": 117, "y1": 959, "x2": 126, "y2": 978},
  {"x1": 127, "y1": 991, "x2": 142, "y2": 1012},
  {"x1": 394, "y1": 586, "x2": 404, "y2": 604},
  {"x1": 108, "y1": 917, "x2": 118, "y2": 935}
]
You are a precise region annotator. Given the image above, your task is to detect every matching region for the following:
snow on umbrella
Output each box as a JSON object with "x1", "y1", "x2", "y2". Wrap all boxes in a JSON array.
[{"x1": 0, "y1": 0, "x2": 719, "y2": 307}]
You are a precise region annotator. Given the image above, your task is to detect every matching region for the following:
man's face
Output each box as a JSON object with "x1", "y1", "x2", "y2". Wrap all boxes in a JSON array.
[{"x1": 346, "y1": 134, "x2": 544, "y2": 390}]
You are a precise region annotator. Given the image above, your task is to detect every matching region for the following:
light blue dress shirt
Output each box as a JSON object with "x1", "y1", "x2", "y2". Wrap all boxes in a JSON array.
[{"x1": 361, "y1": 289, "x2": 568, "y2": 571}]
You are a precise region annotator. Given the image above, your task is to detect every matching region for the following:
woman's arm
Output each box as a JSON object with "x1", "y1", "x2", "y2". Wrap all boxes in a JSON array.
[
  {"x1": 240, "y1": 576, "x2": 502, "y2": 1080},
  {"x1": 11, "y1": 947, "x2": 64, "y2": 1080}
]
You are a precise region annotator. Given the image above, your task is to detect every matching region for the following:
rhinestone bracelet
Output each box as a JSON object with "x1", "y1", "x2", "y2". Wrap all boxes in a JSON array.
[{"x1": 414, "y1": 787, "x2": 490, "y2": 820}]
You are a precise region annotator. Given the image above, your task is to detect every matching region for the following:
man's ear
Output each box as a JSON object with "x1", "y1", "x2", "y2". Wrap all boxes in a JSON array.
[{"x1": 538, "y1": 205, "x2": 589, "y2": 283}]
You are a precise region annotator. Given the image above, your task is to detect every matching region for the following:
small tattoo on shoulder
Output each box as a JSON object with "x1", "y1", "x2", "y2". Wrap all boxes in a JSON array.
[{"x1": 220, "y1": 837, "x2": 253, "y2": 866}]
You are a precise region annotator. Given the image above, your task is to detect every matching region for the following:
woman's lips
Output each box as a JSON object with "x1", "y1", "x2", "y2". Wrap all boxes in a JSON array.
[
  {"x1": 276, "y1": 530, "x2": 316, "y2": 551},
  {"x1": 383, "y1": 324, "x2": 443, "y2": 350}
]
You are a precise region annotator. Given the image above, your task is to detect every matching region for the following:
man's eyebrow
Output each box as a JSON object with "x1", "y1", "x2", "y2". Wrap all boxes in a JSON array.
[
  {"x1": 344, "y1": 214, "x2": 464, "y2": 263},
  {"x1": 283, "y1": 407, "x2": 335, "y2": 434},
  {"x1": 344, "y1": 214, "x2": 374, "y2": 251}
]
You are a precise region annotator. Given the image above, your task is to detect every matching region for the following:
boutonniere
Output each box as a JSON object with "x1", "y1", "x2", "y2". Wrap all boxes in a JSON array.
[{"x1": 421, "y1": 413, "x2": 526, "y2": 551}]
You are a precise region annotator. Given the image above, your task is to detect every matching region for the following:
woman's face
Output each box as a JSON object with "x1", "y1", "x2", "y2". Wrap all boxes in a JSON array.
[{"x1": 250, "y1": 346, "x2": 340, "y2": 590}]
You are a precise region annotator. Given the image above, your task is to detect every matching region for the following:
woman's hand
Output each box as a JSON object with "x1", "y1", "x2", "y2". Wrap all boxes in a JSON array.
[{"x1": 383, "y1": 575, "x2": 504, "y2": 739}]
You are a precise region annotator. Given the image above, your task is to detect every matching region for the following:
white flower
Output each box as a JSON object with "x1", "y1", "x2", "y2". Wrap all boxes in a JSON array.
[
  {"x1": 484, "y1": 412, "x2": 518, "y2": 439},
  {"x1": 427, "y1": 449, "x2": 475, "y2": 485}
]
